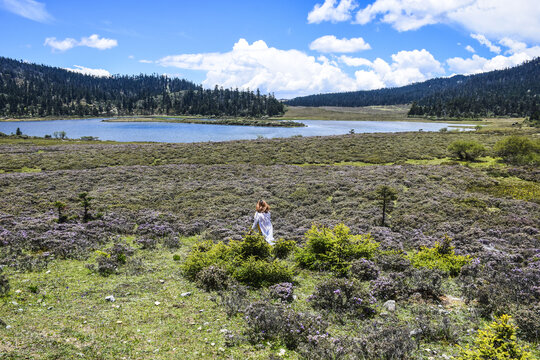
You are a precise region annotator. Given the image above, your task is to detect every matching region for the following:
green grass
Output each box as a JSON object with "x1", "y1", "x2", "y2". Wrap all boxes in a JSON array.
[{"x1": 470, "y1": 176, "x2": 540, "y2": 202}]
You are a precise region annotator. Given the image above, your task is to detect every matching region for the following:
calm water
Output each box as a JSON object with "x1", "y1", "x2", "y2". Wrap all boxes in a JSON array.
[{"x1": 0, "y1": 118, "x2": 474, "y2": 143}]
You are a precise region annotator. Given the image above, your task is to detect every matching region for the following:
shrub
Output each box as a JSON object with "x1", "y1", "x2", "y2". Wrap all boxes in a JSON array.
[
  {"x1": 196, "y1": 265, "x2": 229, "y2": 291},
  {"x1": 376, "y1": 251, "x2": 412, "y2": 272},
  {"x1": 407, "y1": 268, "x2": 443, "y2": 300},
  {"x1": 296, "y1": 223, "x2": 379, "y2": 276},
  {"x1": 349, "y1": 259, "x2": 379, "y2": 281},
  {"x1": 243, "y1": 301, "x2": 328, "y2": 350},
  {"x1": 272, "y1": 238, "x2": 296, "y2": 259},
  {"x1": 0, "y1": 272, "x2": 9, "y2": 296},
  {"x1": 136, "y1": 237, "x2": 158, "y2": 250},
  {"x1": 308, "y1": 278, "x2": 376, "y2": 317},
  {"x1": 411, "y1": 306, "x2": 460, "y2": 344},
  {"x1": 269, "y1": 282, "x2": 294, "y2": 302},
  {"x1": 494, "y1": 135, "x2": 539, "y2": 165},
  {"x1": 236, "y1": 232, "x2": 271, "y2": 260},
  {"x1": 514, "y1": 304, "x2": 540, "y2": 343},
  {"x1": 448, "y1": 140, "x2": 486, "y2": 161},
  {"x1": 182, "y1": 241, "x2": 232, "y2": 281},
  {"x1": 233, "y1": 257, "x2": 293, "y2": 288},
  {"x1": 408, "y1": 236, "x2": 470, "y2": 276},
  {"x1": 360, "y1": 318, "x2": 415, "y2": 360},
  {"x1": 458, "y1": 314, "x2": 531, "y2": 360},
  {"x1": 96, "y1": 255, "x2": 118, "y2": 276},
  {"x1": 370, "y1": 274, "x2": 407, "y2": 301},
  {"x1": 375, "y1": 185, "x2": 398, "y2": 227},
  {"x1": 172, "y1": 254, "x2": 181, "y2": 261},
  {"x1": 219, "y1": 283, "x2": 248, "y2": 317}
]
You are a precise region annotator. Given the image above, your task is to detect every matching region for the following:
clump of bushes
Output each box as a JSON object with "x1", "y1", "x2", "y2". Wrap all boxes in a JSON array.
[
  {"x1": 269, "y1": 282, "x2": 294, "y2": 302},
  {"x1": 371, "y1": 268, "x2": 442, "y2": 301},
  {"x1": 272, "y1": 238, "x2": 296, "y2": 259},
  {"x1": 136, "y1": 237, "x2": 158, "y2": 250},
  {"x1": 182, "y1": 232, "x2": 293, "y2": 288},
  {"x1": 408, "y1": 236, "x2": 470, "y2": 276},
  {"x1": 360, "y1": 318, "x2": 415, "y2": 360},
  {"x1": 243, "y1": 301, "x2": 328, "y2": 350},
  {"x1": 447, "y1": 140, "x2": 486, "y2": 161},
  {"x1": 295, "y1": 223, "x2": 380, "y2": 276},
  {"x1": 376, "y1": 251, "x2": 412, "y2": 272},
  {"x1": 196, "y1": 265, "x2": 229, "y2": 291},
  {"x1": 349, "y1": 258, "x2": 379, "y2": 281},
  {"x1": 307, "y1": 278, "x2": 376, "y2": 318},
  {"x1": 88, "y1": 242, "x2": 135, "y2": 276},
  {"x1": 513, "y1": 304, "x2": 540, "y2": 343},
  {"x1": 494, "y1": 135, "x2": 539, "y2": 165},
  {"x1": 458, "y1": 314, "x2": 531, "y2": 360}
]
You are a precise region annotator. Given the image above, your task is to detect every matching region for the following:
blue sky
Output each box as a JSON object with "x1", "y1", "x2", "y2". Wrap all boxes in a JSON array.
[{"x1": 1, "y1": 0, "x2": 540, "y2": 98}]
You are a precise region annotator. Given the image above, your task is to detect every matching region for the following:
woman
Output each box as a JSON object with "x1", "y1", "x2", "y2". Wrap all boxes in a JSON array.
[{"x1": 251, "y1": 200, "x2": 275, "y2": 245}]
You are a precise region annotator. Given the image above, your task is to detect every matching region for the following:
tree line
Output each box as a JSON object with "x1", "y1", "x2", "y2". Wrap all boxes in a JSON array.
[{"x1": 0, "y1": 57, "x2": 284, "y2": 118}]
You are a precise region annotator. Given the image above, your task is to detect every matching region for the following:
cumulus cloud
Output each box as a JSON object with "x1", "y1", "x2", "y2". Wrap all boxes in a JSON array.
[
  {"x1": 309, "y1": 35, "x2": 371, "y2": 53},
  {"x1": 447, "y1": 40, "x2": 540, "y2": 74},
  {"x1": 44, "y1": 34, "x2": 118, "y2": 52},
  {"x1": 1, "y1": 0, "x2": 52, "y2": 22},
  {"x1": 158, "y1": 39, "x2": 361, "y2": 97},
  {"x1": 465, "y1": 45, "x2": 475, "y2": 53},
  {"x1": 341, "y1": 49, "x2": 445, "y2": 87},
  {"x1": 470, "y1": 33, "x2": 500, "y2": 54},
  {"x1": 308, "y1": 0, "x2": 357, "y2": 24},
  {"x1": 64, "y1": 65, "x2": 111, "y2": 77},
  {"x1": 312, "y1": 0, "x2": 540, "y2": 43}
]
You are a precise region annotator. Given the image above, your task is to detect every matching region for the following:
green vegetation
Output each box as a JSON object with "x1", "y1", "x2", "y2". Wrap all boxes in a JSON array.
[
  {"x1": 448, "y1": 139, "x2": 487, "y2": 161},
  {"x1": 375, "y1": 185, "x2": 398, "y2": 226},
  {"x1": 459, "y1": 315, "x2": 531, "y2": 360},
  {"x1": 295, "y1": 224, "x2": 380, "y2": 276},
  {"x1": 494, "y1": 135, "x2": 540, "y2": 165},
  {"x1": 105, "y1": 116, "x2": 305, "y2": 127},
  {"x1": 408, "y1": 236, "x2": 471, "y2": 276}
]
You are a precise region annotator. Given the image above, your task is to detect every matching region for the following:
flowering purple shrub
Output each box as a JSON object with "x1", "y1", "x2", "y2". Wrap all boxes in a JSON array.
[
  {"x1": 371, "y1": 274, "x2": 407, "y2": 301},
  {"x1": 135, "y1": 237, "x2": 158, "y2": 250},
  {"x1": 359, "y1": 318, "x2": 415, "y2": 360},
  {"x1": 269, "y1": 282, "x2": 294, "y2": 302},
  {"x1": 0, "y1": 271, "x2": 9, "y2": 296},
  {"x1": 219, "y1": 283, "x2": 248, "y2": 317},
  {"x1": 376, "y1": 251, "x2": 412, "y2": 272},
  {"x1": 308, "y1": 278, "x2": 376, "y2": 317},
  {"x1": 243, "y1": 301, "x2": 328, "y2": 350},
  {"x1": 349, "y1": 259, "x2": 379, "y2": 281}
]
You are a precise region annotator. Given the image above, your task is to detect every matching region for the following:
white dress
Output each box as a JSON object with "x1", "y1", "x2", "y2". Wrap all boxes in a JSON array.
[{"x1": 252, "y1": 211, "x2": 275, "y2": 245}]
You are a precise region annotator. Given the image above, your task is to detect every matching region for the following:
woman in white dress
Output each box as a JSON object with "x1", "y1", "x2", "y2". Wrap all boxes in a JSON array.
[{"x1": 251, "y1": 200, "x2": 275, "y2": 245}]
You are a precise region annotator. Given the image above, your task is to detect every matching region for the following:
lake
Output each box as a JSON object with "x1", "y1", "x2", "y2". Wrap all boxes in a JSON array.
[{"x1": 0, "y1": 118, "x2": 474, "y2": 143}]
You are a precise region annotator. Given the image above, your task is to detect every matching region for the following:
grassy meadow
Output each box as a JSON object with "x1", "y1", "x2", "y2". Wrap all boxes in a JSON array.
[{"x1": 0, "y1": 117, "x2": 539, "y2": 359}]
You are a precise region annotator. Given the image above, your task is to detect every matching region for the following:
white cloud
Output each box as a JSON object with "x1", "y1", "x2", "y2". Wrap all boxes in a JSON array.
[
  {"x1": 64, "y1": 65, "x2": 111, "y2": 77},
  {"x1": 79, "y1": 34, "x2": 117, "y2": 50},
  {"x1": 465, "y1": 45, "x2": 475, "y2": 53},
  {"x1": 158, "y1": 40, "x2": 446, "y2": 97},
  {"x1": 316, "y1": 0, "x2": 540, "y2": 43},
  {"x1": 308, "y1": 0, "x2": 357, "y2": 24},
  {"x1": 128, "y1": 55, "x2": 134, "y2": 59},
  {"x1": 1, "y1": 0, "x2": 52, "y2": 22},
  {"x1": 470, "y1": 33, "x2": 500, "y2": 54},
  {"x1": 44, "y1": 34, "x2": 118, "y2": 52},
  {"x1": 309, "y1": 35, "x2": 371, "y2": 53},
  {"x1": 499, "y1": 38, "x2": 528, "y2": 54},
  {"x1": 341, "y1": 49, "x2": 445, "y2": 87},
  {"x1": 139, "y1": 59, "x2": 153, "y2": 63},
  {"x1": 158, "y1": 39, "x2": 360, "y2": 98}
]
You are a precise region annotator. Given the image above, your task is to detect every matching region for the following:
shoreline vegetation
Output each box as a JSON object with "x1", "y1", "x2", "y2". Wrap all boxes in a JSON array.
[{"x1": 102, "y1": 116, "x2": 306, "y2": 127}]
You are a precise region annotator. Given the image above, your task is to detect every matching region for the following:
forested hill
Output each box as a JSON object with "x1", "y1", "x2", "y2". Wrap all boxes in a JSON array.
[
  {"x1": 286, "y1": 58, "x2": 540, "y2": 118},
  {"x1": 0, "y1": 57, "x2": 284, "y2": 118}
]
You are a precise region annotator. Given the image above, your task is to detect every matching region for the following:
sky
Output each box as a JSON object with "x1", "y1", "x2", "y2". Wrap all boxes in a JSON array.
[{"x1": 1, "y1": 0, "x2": 540, "y2": 98}]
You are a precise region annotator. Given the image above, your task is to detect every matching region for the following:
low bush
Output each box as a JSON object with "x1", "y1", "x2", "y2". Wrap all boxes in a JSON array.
[
  {"x1": 219, "y1": 283, "x2": 249, "y2": 317},
  {"x1": 411, "y1": 306, "x2": 460, "y2": 344},
  {"x1": 182, "y1": 233, "x2": 293, "y2": 288},
  {"x1": 349, "y1": 258, "x2": 379, "y2": 281},
  {"x1": 233, "y1": 257, "x2": 293, "y2": 288},
  {"x1": 136, "y1": 237, "x2": 158, "y2": 250},
  {"x1": 243, "y1": 301, "x2": 328, "y2": 350},
  {"x1": 494, "y1": 135, "x2": 539, "y2": 165},
  {"x1": 376, "y1": 251, "x2": 412, "y2": 272},
  {"x1": 196, "y1": 265, "x2": 229, "y2": 291},
  {"x1": 448, "y1": 140, "x2": 486, "y2": 161},
  {"x1": 408, "y1": 236, "x2": 470, "y2": 276},
  {"x1": 296, "y1": 223, "x2": 379, "y2": 276},
  {"x1": 370, "y1": 273, "x2": 407, "y2": 301},
  {"x1": 458, "y1": 314, "x2": 531, "y2": 360},
  {"x1": 88, "y1": 243, "x2": 135, "y2": 276},
  {"x1": 269, "y1": 282, "x2": 294, "y2": 302},
  {"x1": 307, "y1": 278, "x2": 376, "y2": 318},
  {"x1": 272, "y1": 238, "x2": 296, "y2": 259},
  {"x1": 360, "y1": 318, "x2": 415, "y2": 360},
  {"x1": 514, "y1": 304, "x2": 540, "y2": 343}
]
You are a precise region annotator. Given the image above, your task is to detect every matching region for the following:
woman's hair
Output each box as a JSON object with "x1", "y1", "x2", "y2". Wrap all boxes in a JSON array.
[{"x1": 256, "y1": 200, "x2": 270, "y2": 213}]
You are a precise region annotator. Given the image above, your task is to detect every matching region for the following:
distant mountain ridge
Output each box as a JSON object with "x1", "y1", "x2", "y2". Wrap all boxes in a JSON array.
[
  {"x1": 286, "y1": 58, "x2": 540, "y2": 118},
  {"x1": 0, "y1": 57, "x2": 284, "y2": 118}
]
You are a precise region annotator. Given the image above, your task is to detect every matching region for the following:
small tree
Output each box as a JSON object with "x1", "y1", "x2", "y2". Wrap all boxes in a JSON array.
[
  {"x1": 53, "y1": 201, "x2": 67, "y2": 223},
  {"x1": 494, "y1": 136, "x2": 539, "y2": 165},
  {"x1": 447, "y1": 140, "x2": 486, "y2": 161},
  {"x1": 15, "y1": 127, "x2": 22, "y2": 136},
  {"x1": 53, "y1": 131, "x2": 67, "y2": 139},
  {"x1": 78, "y1": 192, "x2": 93, "y2": 222},
  {"x1": 375, "y1": 185, "x2": 397, "y2": 227}
]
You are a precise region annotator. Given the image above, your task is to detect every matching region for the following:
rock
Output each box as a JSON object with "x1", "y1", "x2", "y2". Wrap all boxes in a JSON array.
[
  {"x1": 116, "y1": 320, "x2": 123, "y2": 324},
  {"x1": 410, "y1": 328, "x2": 423, "y2": 336},
  {"x1": 218, "y1": 347, "x2": 225, "y2": 352},
  {"x1": 219, "y1": 328, "x2": 229, "y2": 333},
  {"x1": 6, "y1": 325, "x2": 12, "y2": 329},
  {"x1": 159, "y1": 279, "x2": 165, "y2": 284},
  {"x1": 105, "y1": 295, "x2": 116, "y2": 302},
  {"x1": 380, "y1": 311, "x2": 389, "y2": 317},
  {"x1": 181, "y1": 292, "x2": 192, "y2": 297},
  {"x1": 383, "y1": 300, "x2": 396, "y2": 312},
  {"x1": 154, "y1": 301, "x2": 161, "y2": 306}
]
